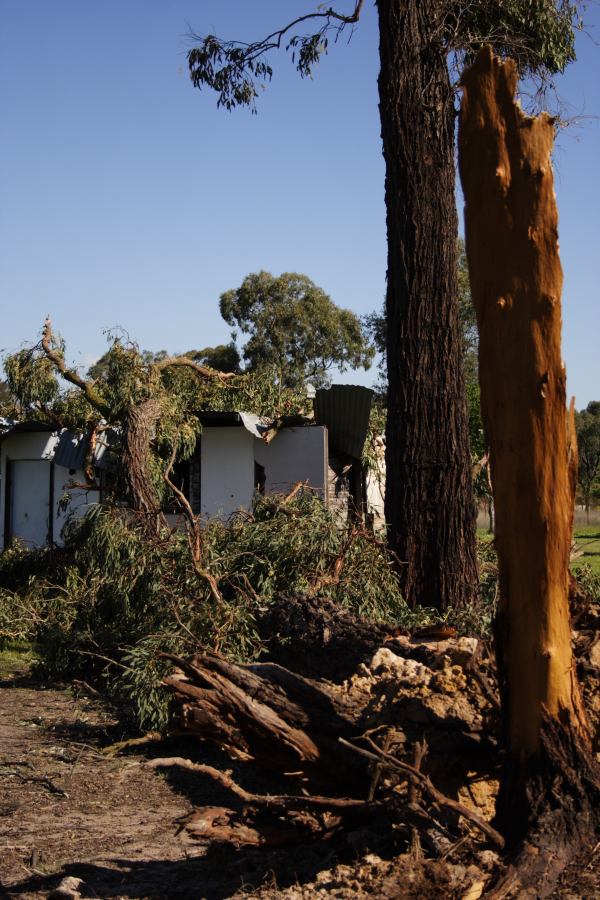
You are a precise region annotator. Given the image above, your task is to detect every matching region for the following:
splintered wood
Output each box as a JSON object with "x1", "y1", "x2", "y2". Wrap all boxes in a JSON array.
[{"x1": 458, "y1": 47, "x2": 589, "y2": 758}]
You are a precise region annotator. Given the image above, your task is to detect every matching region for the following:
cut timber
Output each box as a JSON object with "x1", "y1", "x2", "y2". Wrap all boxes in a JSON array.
[{"x1": 459, "y1": 46, "x2": 600, "y2": 867}]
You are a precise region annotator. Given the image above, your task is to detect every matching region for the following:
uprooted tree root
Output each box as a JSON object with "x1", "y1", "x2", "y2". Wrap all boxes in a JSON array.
[
  {"x1": 151, "y1": 594, "x2": 600, "y2": 896},
  {"x1": 157, "y1": 633, "x2": 506, "y2": 859}
]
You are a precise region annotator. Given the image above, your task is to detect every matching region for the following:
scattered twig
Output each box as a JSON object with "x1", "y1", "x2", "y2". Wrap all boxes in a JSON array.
[
  {"x1": 469, "y1": 668, "x2": 501, "y2": 712},
  {"x1": 0, "y1": 768, "x2": 68, "y2": 798},
  {"x1": 71, "y1": 679, "x2": 102, "y2": 699},
  {"x1": 367, "y1": 729, "x2": 392, "y2": 802},
  {"x1": 102, "y1": 731, "x2": 164, "y2": 757},
  {"x1": 409, "y1": 739, "x2": 427, "y2": 859}
]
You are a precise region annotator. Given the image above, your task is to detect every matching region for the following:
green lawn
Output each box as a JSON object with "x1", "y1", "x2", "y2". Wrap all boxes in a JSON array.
[
  {"x1": 478, "y1": 525, "x2": 600, "y2": 577},
  {"x1": 572, "y1": 525, "x2": 600, "y2": 575}
]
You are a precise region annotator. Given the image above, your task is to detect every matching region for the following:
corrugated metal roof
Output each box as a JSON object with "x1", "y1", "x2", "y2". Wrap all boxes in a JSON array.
[
  {"x1": 0, "y1": 420, "x2": 55, "y2": 439},
  {"x1": 53, "y1": 429, "x2": 117, "y2": 471},
  {"x1": 197, "y1": 411, "x2": 274, "y2": 438},
  {"x1": 314, "y1": 385, "x2": 373, "y2": 459},
  {"x1": 53, "y1": 431, "x2": 88, "y2": 470}
]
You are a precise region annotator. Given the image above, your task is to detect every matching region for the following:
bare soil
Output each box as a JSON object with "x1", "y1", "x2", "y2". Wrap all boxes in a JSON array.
[
  {"x1": 0, "y1": 654, "x2": 443, "y2": 899},
  {"x1": 1, "y1": 653, "x2": 599, "y2": 899}
]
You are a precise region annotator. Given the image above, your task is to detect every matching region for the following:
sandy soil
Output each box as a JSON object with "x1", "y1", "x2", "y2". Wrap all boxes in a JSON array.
[
  {"x1": 0, "y1": 655, "x2": 415, "y2": 899},
  {"x1": 1, "y1": 654, "x2": 599, "y2": 900}
]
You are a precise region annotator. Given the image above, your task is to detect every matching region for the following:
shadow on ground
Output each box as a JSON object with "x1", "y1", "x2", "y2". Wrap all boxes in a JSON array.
[{"x1": 5, "y1": 831, "x2": 391, "y2": 900}]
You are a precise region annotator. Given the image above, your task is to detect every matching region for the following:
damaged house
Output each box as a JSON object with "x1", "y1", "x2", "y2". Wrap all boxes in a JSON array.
[{"x1": 0, "y1": 385, "x2": 385, "y2": 550}]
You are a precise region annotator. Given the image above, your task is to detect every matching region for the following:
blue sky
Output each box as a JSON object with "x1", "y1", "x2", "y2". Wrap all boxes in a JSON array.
[{"x1": 1, "y1": 1, "x2": 599, "y2": 406}]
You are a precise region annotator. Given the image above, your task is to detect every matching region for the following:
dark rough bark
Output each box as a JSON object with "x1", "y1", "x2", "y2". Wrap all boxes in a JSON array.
[
  {"x1": 376, "y1": 0, "x2": 478, "y2": 610},
  {"x1": 122, "y1": 398, "x2": 162, "y2": 520}
]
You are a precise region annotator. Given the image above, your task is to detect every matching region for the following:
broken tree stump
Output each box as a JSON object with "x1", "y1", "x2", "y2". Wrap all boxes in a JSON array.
[{"x1": 459, "y1": 45, "x2": 600, "y2": 874}]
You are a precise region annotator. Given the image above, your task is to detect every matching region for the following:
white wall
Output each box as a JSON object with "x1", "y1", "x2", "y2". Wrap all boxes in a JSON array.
[
  {"x1": 365, "y1": 438, "x2": 386, "y2": 532},
  {"x1": 0, "y1": 431, "x2": 99, "y2": 549},
  {"x1": 254, "y1": 426, "x2": 328, "y2": 497},
  {"x1": 53, "y1": 466, "x2": 100, "y2": 543},
  {"x1": 200, "y1": 427, "x2": 255, "y2": 520},
  {"x1": 1, "y1": 424, "x2": 331, "y2": 545}
]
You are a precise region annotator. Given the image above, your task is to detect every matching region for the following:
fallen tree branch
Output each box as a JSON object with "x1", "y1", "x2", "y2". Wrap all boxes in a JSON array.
[
  {"x1": 102, "y1": 731, "x2": 164, "y2": 757},
  {"x1": 154, "y1": 355, "x2": 236, "y2": 382},
  {"x1": 146, "y1": 757, "x2": 383, "y2": 813},
  {"x1": 146, "y1": 755, "x2": 387, "y2": 848},
  {"x1": 41, "y1": 318, "x2": 110, "y2": 418}
]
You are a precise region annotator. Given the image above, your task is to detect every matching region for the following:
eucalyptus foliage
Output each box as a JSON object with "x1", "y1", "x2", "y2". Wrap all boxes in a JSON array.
[
  {"x1": 0, "y1": 492, "x2": 414, "y2": 729},
  {"x1": 220, "y1": 270, "x2": 375, "y2": 388},
  {"x1": 187, "y1": 1, "x2": 583, "y2": 113}
]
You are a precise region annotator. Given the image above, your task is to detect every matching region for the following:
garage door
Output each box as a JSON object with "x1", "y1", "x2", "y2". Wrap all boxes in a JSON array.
[{"x1": 8, "y1": 460, "x2": 51, "y2": 548}]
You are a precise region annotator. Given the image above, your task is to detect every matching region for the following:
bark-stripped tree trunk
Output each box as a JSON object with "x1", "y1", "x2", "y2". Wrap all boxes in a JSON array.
[
  {"x1": 376, "y1": 0, "x2": 478, "y2": 610},
  {"x1": 459, "y1": 47, "x2": 599, "y2": 872}
]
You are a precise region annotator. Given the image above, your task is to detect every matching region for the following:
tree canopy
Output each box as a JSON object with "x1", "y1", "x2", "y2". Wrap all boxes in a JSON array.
[
  {"x1": 575, "y1": 400, "x2": 600, "y2": 517},
  {"x1": 1, "y1": 320, "x2": 309, "y2": 516},
  {"x1": 219, "y1": 270, "x2": 374, "y2": 388},
  {"x1": 187, "y1": 1, "x2": 582, "y2": 114}
]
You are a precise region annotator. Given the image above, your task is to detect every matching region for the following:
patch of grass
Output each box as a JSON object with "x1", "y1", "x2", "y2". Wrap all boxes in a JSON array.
[
  {"x1": 0, "y1": 642, "x2": 37, "y2": 677},
  {"x1": 572, "y1": 526, "x2": 600, "y2": 575}
]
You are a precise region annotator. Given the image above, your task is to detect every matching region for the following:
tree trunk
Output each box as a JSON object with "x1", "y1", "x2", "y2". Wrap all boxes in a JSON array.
[
  {"x1": 122, "y1": 398, "x2": 162, "y2": 521},
  {"x1": 487, "y1": 497, "x2": 494, "y2": 535},
  {"x1": 376, "y1": 0, "x2": 478, "y2": 610},
  {"x1": 459, "y1": 47, "x2": 600, "y2": 872}
]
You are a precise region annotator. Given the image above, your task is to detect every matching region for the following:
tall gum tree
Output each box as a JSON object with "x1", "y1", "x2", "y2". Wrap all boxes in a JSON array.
[{"x1": 186, "y1": 1, "x2": 583, "y2": 609}]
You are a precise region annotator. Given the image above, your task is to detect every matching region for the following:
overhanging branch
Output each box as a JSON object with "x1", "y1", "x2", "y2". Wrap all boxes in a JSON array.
[
  {"x1": 41, "y1": 318, "x2": 111, "y2": 418},
  {"x1": 154, "y1": 356, "x2": 236, "y2": 383},
  {"x1": 188, "y1": 1, "x2": 364, "y2": 111}
]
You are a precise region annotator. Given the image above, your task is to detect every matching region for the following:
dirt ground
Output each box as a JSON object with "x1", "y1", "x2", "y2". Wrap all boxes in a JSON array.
[
  {"x1": 1, "y1": 653, "x2": 599, "y2": 900},
  {"x1": 0, "y1": 653, "x2": 441, "y2": 899}
]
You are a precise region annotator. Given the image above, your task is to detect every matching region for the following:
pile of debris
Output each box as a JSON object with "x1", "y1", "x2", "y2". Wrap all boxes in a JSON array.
[
  {"x1": 126, "y1": 576, "x2": 598, "y2": 898},
  {"x1": 154, "y1": 604, "x2": 504, "y2": 857}
]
